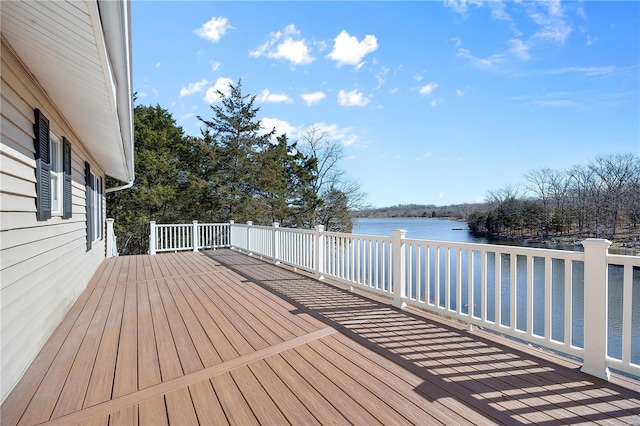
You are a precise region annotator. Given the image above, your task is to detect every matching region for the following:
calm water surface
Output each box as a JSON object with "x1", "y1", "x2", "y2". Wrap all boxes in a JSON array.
[{"x1": 353, "y1": 218, "x2": 640, "y2": 365}]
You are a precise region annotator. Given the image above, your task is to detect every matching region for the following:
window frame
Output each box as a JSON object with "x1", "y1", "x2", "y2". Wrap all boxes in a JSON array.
[
  {"x1": 85, "y1": 162, "x2": 104, "y2": 250},
  {"x1": 49, "y1": 132, "x2": 63, "y2": 216}
]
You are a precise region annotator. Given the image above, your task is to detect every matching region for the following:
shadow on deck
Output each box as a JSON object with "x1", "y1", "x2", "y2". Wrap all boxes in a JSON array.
[
  {"x1": 2, "y1": 249, "x2": 639, "y2": 425},
  {"x1": 206, "y1": 250, "x2": 640, "y2": 425}
]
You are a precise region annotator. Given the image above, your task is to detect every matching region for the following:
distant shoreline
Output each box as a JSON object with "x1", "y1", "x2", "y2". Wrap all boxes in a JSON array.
[{"x1": 354, "y1": 216, "x2": 640, "y2": 256}]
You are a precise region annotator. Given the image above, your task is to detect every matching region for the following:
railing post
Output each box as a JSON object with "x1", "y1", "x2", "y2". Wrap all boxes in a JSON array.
[
  {"x1": 149, "y1": 221, "x2": 156, "y2": 255},
  {"x1": 315, "y1": 225, "x2": 325, "y2": 280},
  {"x1": 192, "y1": 220, "x2": 199, "y2": 252},
  {"x1": 106, "y1": 218, "x2": 117, "y2": 257},
  {"x1": 228, "y1": 220, "x2": 234, "y2": 248},
  {"x1": 392, "y1": 229, "x2": 407, "y2": 309},
  {"x1": 581, "y1": 238, "x2": 612, "y2": 381},
  {"x1": 273, "y1": 222, "x2": 280, "y2": 265},
  {"x1": 246, "y1": 221, "x2": 253, "y2": 255}
]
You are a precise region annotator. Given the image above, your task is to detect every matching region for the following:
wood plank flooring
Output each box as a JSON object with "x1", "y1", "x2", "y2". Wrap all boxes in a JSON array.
[{"x1": 2, "y1": 249, "x2": 639, "y2": 425}]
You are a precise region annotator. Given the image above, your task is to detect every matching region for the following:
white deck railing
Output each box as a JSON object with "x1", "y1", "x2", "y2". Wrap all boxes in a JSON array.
[
  {"x1": 149, "y1": 221, "x2": 230, "y2": 254},
  {"x1": 149, "y1": 220, "x2": 640, "y2": 381},
  {"x1": 106, "y1": 218, "x2": 118, "y2": 257}
]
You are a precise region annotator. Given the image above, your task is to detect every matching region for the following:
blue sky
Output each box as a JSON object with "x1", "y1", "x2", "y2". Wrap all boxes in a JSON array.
[{"x1": 132, "y1": 1, "x2": 639, "y2": 208}]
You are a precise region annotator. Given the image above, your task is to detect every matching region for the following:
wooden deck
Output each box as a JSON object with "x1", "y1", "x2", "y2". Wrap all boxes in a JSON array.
[{"x1": 2, "y1": 249, "x2": 639, "y2": 425}]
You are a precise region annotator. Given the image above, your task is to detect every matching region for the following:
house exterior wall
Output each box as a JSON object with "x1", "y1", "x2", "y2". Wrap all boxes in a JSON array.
[{"x1": 1, "y1": 40, "x2": 107, "y2": 402}]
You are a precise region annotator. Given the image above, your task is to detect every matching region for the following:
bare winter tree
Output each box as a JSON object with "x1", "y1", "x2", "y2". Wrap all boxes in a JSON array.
[
  {"x1": 525, "y1": 168, "x2": 554, "y2": 238},
  {"x1": 549, "y1": 169, "x2": 571, "y2": 235},
  {"x1": 590, "y1": 154, "x2": 640, "y2": 239},
  {"x1": 568, "y1": 165, "x2": 595, "y2": 237},
  {"x1": 298, "y1": 125, "x2": 368, "y2": 231}
]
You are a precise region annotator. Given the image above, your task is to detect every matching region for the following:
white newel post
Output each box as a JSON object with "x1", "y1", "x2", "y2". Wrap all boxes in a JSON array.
[
  {"x1": 192, "y1": 220, "x2": 199, "y2": 252},
  {"x1": 581, "y1": 238, "x2": 612, "y2": 381},
  {"x1": 273, "y1": 222, "x2": 280, "y2": 265},
  {"x1": 392, "y1": 229, "x2": 407, "y2": 309},
  {"x1": 315, "y1": 225, "x2": 325, "y2": 280},
  {"x1": 229, "y1": 220, "x2": 234, "y2": 248},
  {"x1": 106, "y1": 219, "x2": 116, "y2": 257},
  {"x1": 149, "y1": 221, "x2": 156, "y2": 255},
  {"x1": 246, "y1": 221, "x2": 253, "y2": 255}
]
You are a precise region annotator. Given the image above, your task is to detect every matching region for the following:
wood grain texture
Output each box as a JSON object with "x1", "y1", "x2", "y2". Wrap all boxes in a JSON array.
[{"x1": 3, "y1": 250, "x2": 639, "y2": 426}]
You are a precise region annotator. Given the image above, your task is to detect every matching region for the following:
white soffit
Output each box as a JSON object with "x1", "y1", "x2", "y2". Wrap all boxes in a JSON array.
[{"x1": 1, "y1": 0, "x2": 133, "y2": 182}]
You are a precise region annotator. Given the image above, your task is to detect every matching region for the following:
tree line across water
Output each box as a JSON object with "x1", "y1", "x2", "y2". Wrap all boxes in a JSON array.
[
  {"x1": 467, "y1": 154, "x2": 640, "y2": 248},
  {"x1": 356, "y1": 154, "x2": 640, "y2": 251},
  {"x1": 107, "y1": 80, "x2": 365, "y2": 254}
]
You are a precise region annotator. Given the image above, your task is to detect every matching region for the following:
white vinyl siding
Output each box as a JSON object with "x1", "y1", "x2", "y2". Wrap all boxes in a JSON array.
[{"x1": 1, "y1": 40, "x2": 107, "y2": 402}]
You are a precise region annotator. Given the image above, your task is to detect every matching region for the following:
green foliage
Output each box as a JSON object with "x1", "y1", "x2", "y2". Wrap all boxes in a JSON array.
[
  {"x1": 107, "y1": 104, "x2": 188, "y2": 254},
  {"x1": 318, "y1": 188, "x2": 353, "y2": 233},
  {"x1": 196, "y1": 79, "x2": 320, "y2": 225},
  {"x1": 108, "y1": 80, "x2": 362, "y2": 253}
]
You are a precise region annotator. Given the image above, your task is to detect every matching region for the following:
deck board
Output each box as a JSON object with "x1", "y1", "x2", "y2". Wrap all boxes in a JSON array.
[
  {"x1": 84, "y1": 283, "x2": 126, "y2": 408},
  {"x1": 51, "y1": 285, "x2": 115, "y2": 419},
  {"x1": 3, "y1": 249, "x2": 639, "y2": 426},
  {"x1": 112, "y1": 281, "x2": 138, "y2": 398},
  {"x1": 16, "y1": 287, "x2": 105, "y2": 426}
]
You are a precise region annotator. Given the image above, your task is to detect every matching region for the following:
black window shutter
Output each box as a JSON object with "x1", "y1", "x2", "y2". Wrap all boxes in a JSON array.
[
  {"x1": 34, "y1": 109, "x2": 51, "y2": 221},
  {"x1": 62, "y1": 137, "x2": 72, "y2": 219},
  {"x1": 85, "y1": 161, "x2": 93, "y2": 250}
]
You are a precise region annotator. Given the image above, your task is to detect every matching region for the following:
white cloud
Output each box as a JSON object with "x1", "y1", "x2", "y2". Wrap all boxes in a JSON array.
[
  {"x1": 457, "y1": 47, "x2": 506, "y2": 67},
  {"x1": 300, "y1": 91, "x2": 326, "y2": 105},
  {"x1": 155, "y1": 62, "x2": 161, "y2": 68},
  {"x1": 308, "y1": 122, "x2": 360, "y2": 147},
  {"x1": 337, "y1": 89, "x2": 371, "y2": 107},
  {"x1": 439, "y1": 192, "x2": 445, "y2": 199},
  {"x1": 414, "y1": 74, "x2": 424, "y2": 82},
  {"x1": 256, "y1": 89, "x2": 293, "y2": 103},
  {"x1": 273, "y1": 38, "x2": 313, "y2": 65},
  {"x1": 488, "y1": 1, "x2": 511, "y2": 22},
  {"x1": 203, "y1": 77, "x2": 234, "y2": 103},
  {"x1": 328, "y1": 31, "x2": 378, "y2": 67},
  {"x1": 509, "y1": 39, "x2": 530, "y2": 60},
  {"x1": 250, "y1": 24, "x2": 314, "y2": 65},
  {"x1": 430, "y1": 100, "x2": 439, "y2": 107},
  {"x1": 261, "y1": 117, "x2": 298, "y2": 138},
  {"x1": 546, "y1": 66, "x2": 616, "y2": 77},
  {"x1": 456, "y1": 89, "x2": 465, "y2": 96},
  {"x1": 180, "y1": 79, "x2": 210, "y2": 97},
  {"x1": 195, "y1": 17, "x2": 232, "y2": 43},
  {"x1": 210, "y1": 62, "x2": 221, "y2": 71},
  {"x1": 418, "y1": 82, "x2": 439, "y2": 96},
  {"x1": 586, "y1": 35, "x2": 597, "y2": 46},
  {"x1": 374, "y1": 67, "x2": 389, "y2": 90},
  {"x1": 443, "y1": 0, "x2": 483, "y2": 14},
  {"x1": 527, "y1": 1, "x2": 572, "y2": 44}
]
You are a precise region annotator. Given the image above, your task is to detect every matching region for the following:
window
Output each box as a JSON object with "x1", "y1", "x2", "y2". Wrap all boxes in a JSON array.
[
  {"x1": 50, "y1": 133, "x2": 62, "y2": 215},
  {"x1": 33, "y1": 108, "x2": 72, "y2": 221},
  {"x1": 85, "y1": 162, "x2": 103, "y2": 250}
]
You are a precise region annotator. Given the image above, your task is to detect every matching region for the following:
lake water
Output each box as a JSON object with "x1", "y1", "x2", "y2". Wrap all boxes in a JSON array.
[
  {"x1": 353, "y1": 217, "x2": 484, "y2": 243},
  {"x1": 353, "y1": 217, "x2": 640, "y2": 366}
]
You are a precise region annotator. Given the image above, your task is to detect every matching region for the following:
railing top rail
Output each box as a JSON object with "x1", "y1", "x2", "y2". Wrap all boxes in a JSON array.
[
  {"x1": 607, "y1": 253, "x2": 640, "y2": 266},
  {"x1": 322, "y1": 230, "x2": 394, "y2": 241},
  {"x1": 278, "y1": 227, "x2": 316, "y2": 235},
  {"x1": 403, "y1": 237, "x2": 586, "y2": 259}
]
